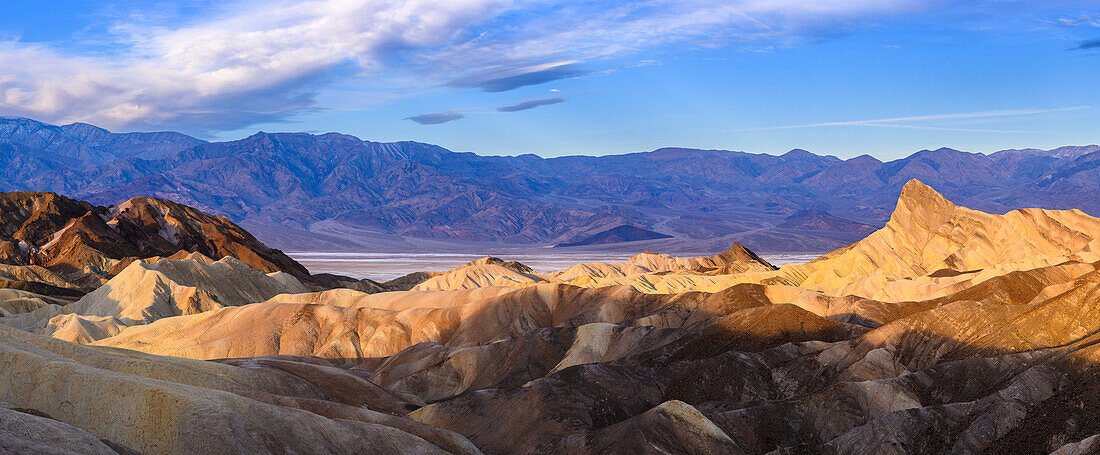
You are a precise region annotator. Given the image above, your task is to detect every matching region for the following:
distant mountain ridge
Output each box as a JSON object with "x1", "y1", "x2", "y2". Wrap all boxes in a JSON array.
[
  {"x1": 1, "y1": 116, "x2": 1096, "y2": 253},
  {"x1": 778, "y1": 210, "x2": 876, "y2": 233},
  {"x1": 0, "y1": 116, "x2": 206, "y2": 162},
  {"x1": 556, "y1": 225, "x2": 673, "y2": 247}
]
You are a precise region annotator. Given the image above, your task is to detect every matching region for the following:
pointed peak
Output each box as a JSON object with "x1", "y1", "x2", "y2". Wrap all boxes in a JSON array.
[
  {"x1": 899, "y1": 179, "x2": 949, "y2": 204},
  {"x1": 705, "y1": 243, "x2": 777, "y2": 270},
  {"x1": 848, "y1": 154, "x2": 883, "y2": 164},
  {"x1": 461, "y1": 256, "x2": 535, "y2": 274},
  {"x1": 725, "y1": 242, "x2": 751, "y2": 253},
  {"x1": 717, "y1": 242, "x2": 756, "y2": 259},
  {"x1": 891, "y1": 179, "x2": 957, "y2": 224}
]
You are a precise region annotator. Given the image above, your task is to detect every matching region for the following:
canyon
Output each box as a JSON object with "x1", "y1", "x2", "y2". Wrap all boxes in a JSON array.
[{"x1": 0, "y1": 178, "x2": 1098, "y2": 453}]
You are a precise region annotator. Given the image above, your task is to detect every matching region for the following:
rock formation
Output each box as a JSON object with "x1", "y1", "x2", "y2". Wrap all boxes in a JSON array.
[
  {"x1": 410, "y1": 256, "x2": 550, "y2": 291},
  {"x1": 411, "y1": 246, "x2": 778, "y2": 293},
  {"x1": 2, "y1": 179, "x2": 1100, "y2": 454},
  {"x1": 782, "y1": 179, "x2": 1100, "y2": 300},
  {"x1": 39, "y1": 254, "x2": 308, "y2": 344},
  {"x1": 0, "y1": 190, "x2": 352, "y2": 294}
]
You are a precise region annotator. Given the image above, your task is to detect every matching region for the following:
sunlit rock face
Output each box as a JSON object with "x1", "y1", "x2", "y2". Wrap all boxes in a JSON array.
[
  {"x1": 782, "y1": 179, "x2": 1100, "y2": 300},
  {"x1": 0, "y1": 190, "x2": 313, "y2": 289}
]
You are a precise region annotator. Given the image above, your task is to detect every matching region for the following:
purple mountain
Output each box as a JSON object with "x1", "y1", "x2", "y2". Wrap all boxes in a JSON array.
[{"x1": 2, "y1": 117, "x2": 1096, "y2": 253}]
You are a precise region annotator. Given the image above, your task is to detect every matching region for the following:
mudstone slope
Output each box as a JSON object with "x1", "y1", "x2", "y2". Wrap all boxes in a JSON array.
[{"x1": 0, "y1": 180, "x2": 1099, "y2": 454}]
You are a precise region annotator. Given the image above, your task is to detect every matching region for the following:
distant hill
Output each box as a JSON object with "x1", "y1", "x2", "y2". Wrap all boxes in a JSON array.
[
  {"x1": 556, "y1": 225, "x2": 673, "y2": 247},
  {"x1": 1, "y1": 116, "x2": 1096, "y2": 253},
  {"x1": 778, "y1": 210, "x2": 876, "y2": 233}
]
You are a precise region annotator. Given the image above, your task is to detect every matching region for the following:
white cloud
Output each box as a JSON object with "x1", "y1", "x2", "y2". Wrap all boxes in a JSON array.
[
  {"x1": 0, "y1": 0, "x2": 510, "y2": 131},
  {"x1": 0, "y1": 0, "x2": 936, "y2": 133}
]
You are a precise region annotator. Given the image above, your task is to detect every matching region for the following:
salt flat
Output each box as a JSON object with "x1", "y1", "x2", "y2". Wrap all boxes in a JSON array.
[{"x1": 287, "y1": 250, "x2": 823, "y2": 280}]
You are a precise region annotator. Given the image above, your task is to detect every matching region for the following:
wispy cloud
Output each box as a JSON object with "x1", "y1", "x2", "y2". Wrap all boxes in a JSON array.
[
  {"x1": 496, "y1": 97, "x2": 567, "y2": 113},
  {"x1": 1068, "y1": 38, "x2": 1100, "y2": 50},
  {"x1": 0, "y1": 0, "x2": 939, "y2": 133},
  {"x1": 406, "y1": 111, "x2": 464, "y2": 125},
  {"x1": 1058, "y1": 15, "x2": 1100, "y2": 27},
  {"x1": 450, "y1": 62, "x2": 587, "y2": 92},
  {"x1": 737, "y1": 106, "x2": 1091, "y2": 132},
  {"x1": 862, "y1": 124, "x2": 1047, "y2": 134}
]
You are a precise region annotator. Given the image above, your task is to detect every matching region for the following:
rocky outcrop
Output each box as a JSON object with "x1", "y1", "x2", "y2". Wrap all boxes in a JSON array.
[
  {"x1": 0, "y1": 191, "x2": 101, "y2": 250},
  {"x1": 0, "y1": 190, "x2": 344, "y2": 292},
  {"x1": 110, "y1": 197, "x2": 313, "y2": 280}
]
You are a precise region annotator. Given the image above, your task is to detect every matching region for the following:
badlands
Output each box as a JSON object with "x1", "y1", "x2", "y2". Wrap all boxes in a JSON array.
[{"x1": 2, "y1": 179, "x2": 1100, "y2": 454}]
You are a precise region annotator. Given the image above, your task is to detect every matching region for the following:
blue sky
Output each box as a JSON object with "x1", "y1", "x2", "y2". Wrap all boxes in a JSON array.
[{"x1": 0, "y1": 1, "x2": 1098, "y2": 159}]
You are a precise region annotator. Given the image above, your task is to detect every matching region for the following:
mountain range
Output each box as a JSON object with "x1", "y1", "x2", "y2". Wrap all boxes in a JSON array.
[{"x1": 2, "y1": 116, "x2": 1097, "y2": 253}]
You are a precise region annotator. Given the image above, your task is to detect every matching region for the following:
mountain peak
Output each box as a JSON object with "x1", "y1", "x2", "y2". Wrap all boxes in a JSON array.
[
  {"x1": 781, "y1": 149, "x2": 814, "y2": 159},
  {"x1": 899, "y1": 178, "x2": 949, "y2": 204},
  {"x1": 848, "y1": 154, "x2": 883, "y2": 164},
  {"x1": 922, "y1": 147, "x2": 965, "y2": 154},
  {"x1": 889, "y1": 179, "x2": 958, "y2": 232},
  {"x1": 708, "y1": 242, "x2": 776, "y2": 270},
  {"x1": 59, "y1": 122, "x2": 110, "y2": 135}
]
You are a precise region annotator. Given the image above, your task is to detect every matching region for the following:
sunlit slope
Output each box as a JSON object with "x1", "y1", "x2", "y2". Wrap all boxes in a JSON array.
[
  {"x1": 780, "y1": 179, "x2": 1100, "y2": 300},
  {"x1": 410, "y1": 244, "x2": 778, "y2": 292}
]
